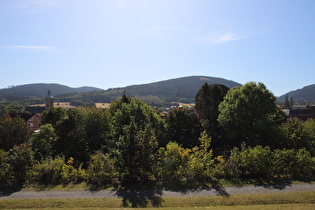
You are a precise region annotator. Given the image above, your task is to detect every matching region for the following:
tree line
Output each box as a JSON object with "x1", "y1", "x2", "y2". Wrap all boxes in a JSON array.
[{"x1": 0, "y1": 82, "x2": 314, "y2": 190}]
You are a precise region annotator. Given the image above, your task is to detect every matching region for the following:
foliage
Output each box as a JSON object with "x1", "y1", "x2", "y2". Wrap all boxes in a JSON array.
[
  {"x1": 0, "y1": 101, "x2": 25, "y2": 116},
  {"x1": 54, "y1": 108, "x2": 89, "y2": 164},
  {"x1": 218, "y1": 82, "x2": 279, "y2": 147},
  {"x1": 109, "y1": 96, "x2": 164, "y2": 178},
  {"x1": 1, "y1": 87, "x2": 315, "y2": 188},
  {"x1": 40, "y1": 107, "x2": 67, "y2": 127},
  {"x1": 84, "y1": 108, "x2": 112, "y2": 154},
  {"x1": 85, "y1": 151, "x2": 118, "y2": 187},
  {"x1": 275, "y1": 119, "x2": 315, "y2": 155},
  {"x1": 0, "y1": 114, "x2": 31, "y2": 151},
  {"x1": 29, "y1": 124, "x2": 57, "y2": 161},
  {"x1": 29, "y1": 156, "x2": 85, "y2": 186},
  {"x1": 195, "y1": 83, "x2": 229, "y2": 142},
  {"x1": 155, "y1": 142, "x2": 193, "y2": 182},
  {"x1": 5, "y1": 143, "x2": 34, "y2": 187},
  {"x1": 156, "y1": 131, "x2": 214, "y2": 185},
  {"x1": 231, "y1": 145, "x2": 273, "y2": 178},
  {"x1": 214, "y1": 145, "x2": 315, "y2": 180},
  {"x1": 0, "y1": 149, "x2": 11, "y2": 188},
  {"x1": 165, "y1": 107, "x2": 202, "y2": 148}
]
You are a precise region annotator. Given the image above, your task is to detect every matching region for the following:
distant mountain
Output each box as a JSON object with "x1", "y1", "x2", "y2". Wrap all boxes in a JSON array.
[
  {"x1": 0, "y1": 83, "x2": 103, "y2": 98},
  {"x1": 124, "y1": 76, "x2": 241, "y2": 103},
  {"x1": 277, "y1": 84, "x2": 315, "y2": 103},
  {"x1": 2, "y1": 78, "x2": 314, "y2": 108},
  {"x1": 0, "y1": 76, "x2": 242, "y2": 107},
  {"x1": 56, "y1": 76, "x2": 242, "y2": 106}
]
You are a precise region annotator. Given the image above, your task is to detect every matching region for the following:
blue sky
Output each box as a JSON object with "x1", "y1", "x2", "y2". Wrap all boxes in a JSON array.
[{"x1": 1, "y1": 0, "x2": 314, "y2": 96}]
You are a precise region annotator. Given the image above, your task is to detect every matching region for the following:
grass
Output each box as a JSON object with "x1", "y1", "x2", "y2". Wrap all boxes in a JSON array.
[{"x1": 0, "y1": 191, "x2": 314, "y2": 209}]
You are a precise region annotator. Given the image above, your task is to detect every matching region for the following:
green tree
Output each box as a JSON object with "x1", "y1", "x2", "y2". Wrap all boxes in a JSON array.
[
  {"x1": 54, "y1": 108, "x2": 89, "y2": 164},
  {"x1": 276, "y1": 119, "x2": 315, "y2": 154},
  {"x1": 41, "y1": 107, "x2": 67, "y2": 127},
  {"x1": 195, "y1": 83, "x2": 229, "y2": 142},
  {"x1": 165, "y1": 107, "x2": 201, "y2": 148},
  {"x1": 109, "y1": 96, "x2": 165, "y2": 179},
  {"x1": 84, "y1": 108, "x2": 112, "y2": 154},
  {"x1": 303, "y1": 119, "x2": 315, "y2": 155},
  {"x1": 6, "y1": 143, "x2": 34, "y2": 187},
  {"x1": 218, "y1": 82, "x2": 278, "y2": 147},
  {"x1": 0, "y1": 114, "x2": 31, "y2": 151},
  {"x1": 29, "y1": 123, "x2": 57, "y2": 161}
]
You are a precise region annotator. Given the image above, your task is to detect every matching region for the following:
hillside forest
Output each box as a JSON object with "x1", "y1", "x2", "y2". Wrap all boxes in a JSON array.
[{"x1": 0, "y1": 82, "x2": 315, "y2": 190}]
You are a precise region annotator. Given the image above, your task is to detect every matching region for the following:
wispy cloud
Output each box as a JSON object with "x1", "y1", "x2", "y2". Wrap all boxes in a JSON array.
[
  {"x1": 218, "y1": 33, "x2": 244, "y2": 42},
  {"x1": 0, "y1": 45, "x2": 55, "y2": 52},
  {"x1": 197, "y1": 32, "x2": 248, "y2": 45}
]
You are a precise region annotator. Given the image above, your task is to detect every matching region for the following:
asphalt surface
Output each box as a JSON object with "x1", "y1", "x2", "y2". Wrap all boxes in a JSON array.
[{"x1": 0, "y1": 183, "x2": 314, "y2": 200}]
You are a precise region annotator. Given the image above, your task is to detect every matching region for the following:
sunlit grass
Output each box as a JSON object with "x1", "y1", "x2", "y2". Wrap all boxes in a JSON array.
[{"x1": 1, "y1": 191, "x2": 314, "y2": 209}]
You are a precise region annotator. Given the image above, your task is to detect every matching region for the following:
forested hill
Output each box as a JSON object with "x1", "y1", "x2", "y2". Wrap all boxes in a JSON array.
[
  {"x1": 56, "y1": 76, "x2": 242, "y2": 106},
  {"x1": 277, "y1": 84, "x2": 315, "y2": 103},
  {"x1": 124, "y1": 76, "x2": 241, "y2": 102},
  {"x1": 0, "y1": 84, "x2": 103, "y2": 98},
  {"x1": 0, "y1": 76, "x2": 242, "y2": 106}
]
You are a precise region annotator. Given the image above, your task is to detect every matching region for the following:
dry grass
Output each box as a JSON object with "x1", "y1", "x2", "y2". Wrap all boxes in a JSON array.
[
  {"x1": 0, "y1": 191, "x2": 314, "y2": 209},
  {"x1": 95, "y1": 103, "x2": 111, "y2": 108}
]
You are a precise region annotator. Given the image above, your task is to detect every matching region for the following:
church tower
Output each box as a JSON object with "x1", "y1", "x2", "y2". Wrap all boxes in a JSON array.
[
  {"x1": 284, "y1": 94, "x2": 290, "y2": 108},
  {"x1": 284, "y1": 94, "x2": 293, "y2": 109},
  {"x1": 45, "y1": 89, "x2": 54, "y2": 110}
]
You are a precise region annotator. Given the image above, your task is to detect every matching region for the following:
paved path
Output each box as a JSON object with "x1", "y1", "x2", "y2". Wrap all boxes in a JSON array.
[{"x1": 1, "y1": 183, "x2": 314, "y2": 200}]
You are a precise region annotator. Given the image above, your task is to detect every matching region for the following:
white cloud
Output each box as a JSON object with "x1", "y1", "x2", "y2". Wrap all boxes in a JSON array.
[
  {"x1": 218, "y1": 33, "x2": 243, "y2": 42},
  {"x1": 0, "y1": 45, "x2": 55, "y2": 52},
  {"x1": 197, "y1": 32, "x2": 248, "y2": 45}
]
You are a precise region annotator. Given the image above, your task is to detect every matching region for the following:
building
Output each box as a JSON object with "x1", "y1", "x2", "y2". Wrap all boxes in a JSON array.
[
  {"x1": 282, "y1": 95, "x2": 315, "y2": 121},
  {"x1": 25, "y1": 113, "x2": 41, "y2": 132},
  {"x1": 25, "y1": 90, "x2": 54, "y2": 132},
  {"x1": 45, "y1": 89, "x2": 54, "y2": 110}
]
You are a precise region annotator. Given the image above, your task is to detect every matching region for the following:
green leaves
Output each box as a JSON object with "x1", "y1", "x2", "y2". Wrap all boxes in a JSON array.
[
  {"x1": 109, "y1": 97, "x2": 164, "y2": 178},
  {"x1": 218, "y1": 82, "x2": 278, "y2": 147}
]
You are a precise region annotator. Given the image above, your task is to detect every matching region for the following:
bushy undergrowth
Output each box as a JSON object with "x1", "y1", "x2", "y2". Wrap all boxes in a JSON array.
[
  {"x1": 28, "y1": 156, "x2": 85, "y2": 186},
  {"x1": 85, "y1": 151, "x2": 119, "y2": 188},
  {"x1": 1, "y1": 144, "x2": 314, "y2": 189},
  {"x1": 214, "y1": 145, "x2": 315, "y2": 180}
]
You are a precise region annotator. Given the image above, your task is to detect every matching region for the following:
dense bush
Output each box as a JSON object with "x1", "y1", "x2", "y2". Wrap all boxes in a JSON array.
[
  {"x1": 29, "y1": 124, "x2": 57, "y2": 161},
  {"x1": 213, "y1": 145, "x2": 315, "y2": 180},
  {"x1": 29, "y1": 156, "x2": 85, "y2": 186},
  {"x1": 0, "y1": 114, "x2": 31, "y2": 151},
  {"x1": 155, "y1": 131, "x2": 214, "y2": 185},
  {"x1": 0, "y1": 143, "x2": 34, "y2": 188},
  {"x1": 0, "y1": 149, "x2": 11, "y2": 188},
  {"x1": 85, "y1": 151, "x2": 118, "y2": 187}
]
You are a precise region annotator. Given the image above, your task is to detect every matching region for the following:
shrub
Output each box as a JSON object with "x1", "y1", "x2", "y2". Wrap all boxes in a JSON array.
[
  {"x1": 271, "y1": 149, "x2": 297, "y2": 177},
  {"x1": 85, "y1": 151, "x2": 118, "y2": 187},
  {"x1": 218, "y1": 145, "x2": 273, "y2": 179},
  {"x1": 155, "y1": 134, "x2": 214, "y2": 186},
  {"x1": 29, "y1": 156, "x2": 84, "y2": 186},
  {"x1": 156, "y1": 142, "x2": 192, "y2": 182},
  {"x1": 293, "y1": 148, "x2": 315, "y2": 180},
  {"x1": 0, "y1": 150, "x2": 11, "y2": 188},
  {"x1": 60, "y1": 157, "x2": 85, "y2": 184},
  {"x1": 6, "y1": 143, "x2": 34, "y2": 187}
]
